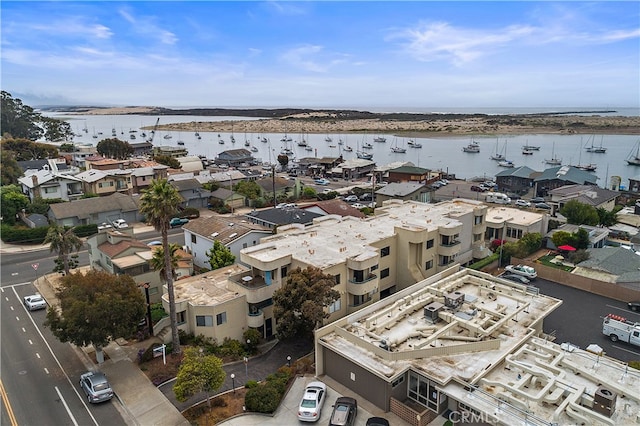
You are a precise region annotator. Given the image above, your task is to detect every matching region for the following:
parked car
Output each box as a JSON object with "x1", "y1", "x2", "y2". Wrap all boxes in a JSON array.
[
  {"x1": 431, "y1": 181, "x2": 443, "y2": 189},
  {"x1": 505, "y1": 264, "x2": 537, "y2": 279},
  {"x1": 329, "y1": 397, "x2": 357, "y2": 426},
  {"x1": 314, "y1": 178, "x2": 330, "y2": 185},
  {"x1": 366, "y1": 417, "x2": 390, "y2": 426},
  {"x1": 628, "y1": 301, "x2": 640, "y2": 312},
  {"x1": 500, "y1": 274, "x2": 531, "y2": 285},
  {"x1": 351, "y1": 203, "x2": 366, "y2": 209},
  {"x1": 530, "y1": 197, "x2": 545, "y2": 203},
  {"x1": 79, "y1": 371, "x2": 114, "y2": 403},
  {"x1": 169, "y1": 218, "x2": 189, "y2": 228},
  {"x1": 297, "y1": 381, "x2": 327, "y2": 422},
  {"x1": 344, "y1": 195, "x2": 359, "y2": 202},
  {"x1": 470, "y1": 185, "x2": 484, "y2": 192},
  {"x1": 534, "y1": 202, "x2": 551, "y2": 210},
  {"x1": 147, "y1": 240, "x2": 162, "y2": 246},
  {"x1": 359, "y1": 193, "x2": 373, "y2": 201},
  {"x1": 514, "y1": 199, "x2": 531, "y2": 208},
  {"x1": 112, "y1": 219, "x2": 129, "y2": 229},
  {"x1": 23, "y1": 294, "x2": 47, "y2": 311},
  {"x1": 97, "y1": 222, "x2": 112, "y2": 231}
]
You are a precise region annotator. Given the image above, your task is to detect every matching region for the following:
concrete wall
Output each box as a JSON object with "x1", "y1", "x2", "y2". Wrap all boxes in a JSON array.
[{"x1": 514, "y1": 257, "x2": 640, "y2": 302}]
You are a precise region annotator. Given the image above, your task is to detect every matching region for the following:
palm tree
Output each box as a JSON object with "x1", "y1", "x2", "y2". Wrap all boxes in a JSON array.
[
  {"x1": 139, "y1": 179, "x2": 182, "y2": 354},
  {"x1": 44, "y1": 225, "x2": 83, "y2": 275},
  {"x1": 150, "y1": 243, "x2": 181, "y2": 282}
]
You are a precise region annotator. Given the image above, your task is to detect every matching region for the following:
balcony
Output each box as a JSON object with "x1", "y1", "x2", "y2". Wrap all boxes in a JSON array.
[
  {"x1": 247, "y1": 309, "x2": 264, "y2": 328},
  {"x1": 228, "y1": 273, "x2": 278, "y2": 304},
  {"x1": 438, "y1": 240, "x2": 461, "y2": 256},
  {"x1": 347, "y1": 274, "x2": 378, "y2": 296}
]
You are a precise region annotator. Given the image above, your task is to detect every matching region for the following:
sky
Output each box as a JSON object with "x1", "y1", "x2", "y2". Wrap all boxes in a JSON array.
[{"x1": 2, "y1": 1, "x2": 639, "y2": 110}]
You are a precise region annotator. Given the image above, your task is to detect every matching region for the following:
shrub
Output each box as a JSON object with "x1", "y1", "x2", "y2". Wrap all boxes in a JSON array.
[
  {"x1": 180, "y1": 207, "x2": 200, "y2": 219},
  {"x1": 0, "y1": 224, "x2": 49, "y2": 244},
  {"x1": 244, "y1": 385, "x2": 280, "y2": 413},
  {"x1": 72, "y1": 223, "x2": 98, "y2": 237},
  {"x1": 467, "y1": 253, "x2": 499, "y2": 270}
]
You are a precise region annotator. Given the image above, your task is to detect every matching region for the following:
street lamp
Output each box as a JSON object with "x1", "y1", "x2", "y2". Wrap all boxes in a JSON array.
[
  {"x1": 243, "y1": 356, "x2": 249, "y2": 381},
  {"x1": 287, "y1": 355, "x2": 291, "y2": 367},
  {"x1": 226, "y1": 172, "x2": 234, "y2": 215},
  {"x1": 230, "y1": 373, "x2": 235, "y2": 393}
]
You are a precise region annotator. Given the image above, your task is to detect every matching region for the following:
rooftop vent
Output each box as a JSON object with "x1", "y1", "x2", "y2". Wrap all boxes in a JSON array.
[
  {"x1": 445, "y1": 291, "x2": 465, "y2": 309},
  {"x1": 593, "y1": 386, "x2": 617, "y2": 417},
  {"x1": 211, "y1": 232, "x2": 219, "y2": 238}
]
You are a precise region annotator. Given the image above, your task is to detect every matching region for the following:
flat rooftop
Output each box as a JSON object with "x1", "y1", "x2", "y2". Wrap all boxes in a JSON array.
[
  {"x1": 242, "y1": 199, "x2": 485, "y2": 269},
  {"x1": 486, "y1": 206, "x2": 543, "y2": 227},
  {"x1": 171, "y1": 264, "x2": 249, "y2": 307}
]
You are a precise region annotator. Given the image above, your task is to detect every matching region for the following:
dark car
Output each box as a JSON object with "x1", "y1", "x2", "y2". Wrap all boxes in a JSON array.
[
  {"x1": 628, "y1": 301, "x2": 640, "y2": 312},
  {"x1": 366, "y1": 417, "x2": 390, "y2": 426},
  {"x1": 329, "y1": 397, "x2": 357, "y2": 426},
  {"x1": 530, "y1": 197, "x2": 545, "y2": 203},
  {"x1": 534, "y1": 202, "x2": 551, "y2": 210},
  {"x1": 470, "y1": 185, "x2": 484, "y2": 192}
]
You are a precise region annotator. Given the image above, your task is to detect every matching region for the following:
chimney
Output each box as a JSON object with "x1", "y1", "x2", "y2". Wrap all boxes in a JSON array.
[{"x1": 31, "y1": 175, "x2": 39, "y2": 187}]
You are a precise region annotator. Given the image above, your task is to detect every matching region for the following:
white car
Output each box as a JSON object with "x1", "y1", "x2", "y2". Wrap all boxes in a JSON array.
[
  {"x1": 514, "y1": 199, "x2": 531, "y2": 208},
  {"x1": 344, "y1": 195, "x2": 359, "y2": 202},
  {"x1": 112, "y1": 219, "x2": 129, "y2": 229},
  {"x1": 505, "y1": 264, "x2": 537, "y2": 279},
  {"x1": 351, "y1": 203, "x2": 366, "y2": 209},
  {"x1": 97, "y1": 222, "x2": 112, "y2": 231},
  {"x1": 23, "y1": 294, "x2": 47, "y2": 311},
  {"x1": 298, "y1": 381, "x2": 327, "y2": 422}
]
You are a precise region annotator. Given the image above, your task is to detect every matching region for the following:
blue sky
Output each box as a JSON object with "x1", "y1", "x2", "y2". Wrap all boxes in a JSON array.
[{"x1": 2, "y1": 1, "x2": 639, "y2": 109}]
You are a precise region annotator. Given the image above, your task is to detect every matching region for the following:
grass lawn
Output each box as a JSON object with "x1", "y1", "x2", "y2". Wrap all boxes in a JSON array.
[{"x1": 537, "y1": 255, "x2": 575, "y2": 272}]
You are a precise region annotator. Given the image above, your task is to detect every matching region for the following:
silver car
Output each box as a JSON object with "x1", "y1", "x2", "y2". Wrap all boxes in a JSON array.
[
  {"x1": 80, "y1": 371, "x2": 114, "y2": 403},
  {"x1": 297, "y1": 381, "x2": 327, "y2": 422},
  {"x1": 23, "y1": 294, "x2": 47, "y2": 311}
]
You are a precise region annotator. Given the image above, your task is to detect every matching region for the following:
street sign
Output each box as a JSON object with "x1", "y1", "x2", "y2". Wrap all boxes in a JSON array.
[{"x1": 32, "y1": 263, "x2": 39, "y2": 271}]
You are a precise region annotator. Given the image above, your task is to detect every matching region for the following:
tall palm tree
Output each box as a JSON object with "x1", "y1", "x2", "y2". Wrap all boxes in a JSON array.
[
  {"x1": 150, "y1": 243, "x2": 181, "y2": 282},
  {"x1": 139, "y1": 179, "x2": 182, "y2": 354},
  {"x1": 44, "y1": 225, "x2": 83, "y2": 275}
]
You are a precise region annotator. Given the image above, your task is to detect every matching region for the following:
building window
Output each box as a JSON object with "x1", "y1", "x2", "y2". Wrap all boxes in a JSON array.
[
  {"x1": 196, "y1": 315, "x2": 214, "y2": 327},
  {"x1": 380, "y1": 268, "x2": 390, "y2": 279},
  {"x1": 281, "y1": 266, "x2": 288, "y2": 278},
  {"x1": 474, "y1": 215, "x2": 483, "y2": 225},
  {"x1": 392, "y1": 376, "x2": 405, "y2": 388},
  {"x1": 381, "y1": 246, "x2": 390, "y2": 257},
  {"x1": 426, "y1": 239, "x2": 434, "y2": 249},
  {"x1": 353, "y1": 294, "x2": 372, "y2": 307},
  {"x1": 44, "y1": 187, "x2": 57, "y2": 194},
  {"x1": 191, "y1": 234, "x2": 197, "y2": 243},
  {"x1": 177, "y1": 311, "x2": 186, "y2": 324},
  {"x1": 408, "y1": 372, "x2": 439, "y2": 410},
  {"x1": 473, "y1": 233, "x2": 482, "y2": 242},
  {"x1": 334, "y1": 274, "x2": 341, "y2": 285},
  {"x1": 216, "y1": 312, "x2": 227, "y2": 325},
  {"x1": 506, "y1": 227, "x2": 523, "y2": 239},
  {"x1": 425, "y1": 260, "x2": 433, "y2": 270},
  {"x1": 328, "y1": 298, "x2": 341, "y2": 313},
  {"x1": 371, "y1": 264, "x2": 379, "y2": 271},
  {"x1": 243, "y1": 243, "x2": 247, "y2": 248}
]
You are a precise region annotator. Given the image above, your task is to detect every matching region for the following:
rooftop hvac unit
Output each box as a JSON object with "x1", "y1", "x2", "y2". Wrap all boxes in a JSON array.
[
  {"x1": 444, "y1": 291, "x2": 465, "y2": 309},
  {"x1": 424, "y1": 302, "x2": 444, "y2": 323},
  {"x1": 593, "y1": 387, "x2": 617, "y2": 417}
]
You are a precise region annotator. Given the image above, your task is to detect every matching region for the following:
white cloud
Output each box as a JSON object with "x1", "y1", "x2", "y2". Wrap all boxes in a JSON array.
[{"x1": 280, "y1": 45, "x2": 350, "y2": 73}]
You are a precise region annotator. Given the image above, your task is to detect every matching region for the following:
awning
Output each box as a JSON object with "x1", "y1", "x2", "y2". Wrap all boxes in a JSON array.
[{"x1": 558, "y1": 245, "x2": 576, "y2": 251}]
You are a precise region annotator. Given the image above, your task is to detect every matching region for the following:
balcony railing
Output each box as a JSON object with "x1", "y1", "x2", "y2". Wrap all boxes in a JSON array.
[
  {"x1": 440, "y1": 240, "x2": 461, "y2": 247},
  {"x1": 229, "y1": 274, "x2": 268, "y2": 290},
  {"x1": 348, "y1": 273, "x2": 378, "y2": 285}
]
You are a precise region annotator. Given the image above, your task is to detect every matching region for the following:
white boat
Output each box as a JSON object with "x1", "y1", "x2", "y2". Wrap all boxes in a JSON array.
[
  {"x1": 297, "y1": 139, "x2": 308, "y2": 147},
  {"x1": 390, "y1": 138, "x2": 406, "y2": 153},
  {"x1": 356, "y1": 151, "x2": 373, "y2": 160},
  {"x1": 305, "y1": 146, "x2": 314, "y2": 152},
  {"x1": 373, "y1": 136, "x2": 386, "y2": 143},
  {"x1": 545, "y1": 142, "x2": 562, "y2": 165},
  {"x1": 230, "y1": 135, "x2": 236, "y2": 144},
  {"x1": 343, "y1": 146, "x2": 353, "y2": 152},
  {"x1": 498, "y1": 160, "x2": 515, "y2": 168},
  {"x1": 251, "y1": 146, "x2": 259, "y2": 152},
  {"x1": 626, "y1": 141, "x2": 640, "y2": 166},
  {"x1": 164, "y1": 134, "x2": 172, "y2": 139},
  {"x1": 585, "y1": 135, "x2": 607, "y2": 153},
  {"x1": 325, "y1": 136, "x2": 332, "y2": 142},
  {"x1": 490, "y1": 139, "x2": 506, "y2": 161},
  {"x1": 245, "y1": 140, "x2": 251, "y2": 147},
  {"x1": 218, "y1": 138, "x2": 225, "y2": 144},
  {"x1": 362, "y1": 142, "x2": 373, "y2": 149},
  {"x1": 522, "y1": 143, "x2": 540, "y2": 150},
  {"x1": 410, "y1": 142, "x2": 422, "y2": 148},
  {"x1": 462, "y1": 140, "x2": 480, "y2": 153},
  {"x1": 522, "y1": 148, "x2": 534, "y2": 155},
  {"x1": 261, "y1": 137, "x2": 268, "y2": 143}
]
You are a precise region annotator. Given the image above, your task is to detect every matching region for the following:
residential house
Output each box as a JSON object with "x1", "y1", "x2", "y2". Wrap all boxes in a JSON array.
[
  {"x1": 152, "y1": 146, "x2": 189, "y2": 158},
  {"x1": 387, "y1": 165, "x2": 432, "y2": 184},
  {"x1": 48, "y1": 192, "x2": 140, "y2": 227},
  {"x1": 548, "y1": 184, "x2": 619, "y2": 212},
  {"x1": 574, "y1": 246, "x2": 640, "y2": 289},
  {"x1": 18, "y1": 169, "x2": 84, "y2": 202},
  {"x1": 329, "y1": 158, "x2": 376, "y2": 180},
  {"x1": 75, "y1": 168, "x2": 133, "y2": 196},
  {"x1": 545, "y1": 223, "x2": 609, "y2": 249},
  {"x1": 375, "y1": 182, "x2": 433, "y2": 204},
  {"x1": 169, "y1": 178, "x2": 212, "y2": 208},
  {"x1": 313, "y1": 267, "x2": 640, "y2": 425},
  {"x1": 176, "y1": 156, "x2": 204, "y2": 173},
  {"x1": 533, "y1": 165, "x2": 598, "y2": 197},
  {"x1": 181, "y1": 216, "x2": 272, "y2": 269},
  {"x1": 129, "y1": 141, "x2": 153, "y2": 156},
  {"x1": 244, "y1": 206, "x2": 323, "y2": 230},
  {"x1": 87, "y1": 229, "x2": 193, "y2": 304},
  {"x1": 214, "y1": 149, "x2": 254, "y2": 167},
  {"x1": 299, "y1": 199, "x2": 365, "y2": 219},
  {"x1": 130, "y1": 165, "x2": 169, "y2": 194},
  {"x1": 254, "y1": 176, "x2": 298, "y2": 203},
  {"x1": 495, "y1": 165, "x2": 537, "y2": 195},
  {"x1": 484, "y1": 206, "x2": 548, "y2": 243},
  {"x1": 371, "y1": 161, "x2": 415, "y2": 183},
  {"x1": 208, "y1": 188, "x2": 246, "y2": 211},
  {"x1": 628, "y1": 175, "x2": 640, "y2": 193},
  {"x1": 295, "y1": 156, "x2": 343, "y2": 177}
]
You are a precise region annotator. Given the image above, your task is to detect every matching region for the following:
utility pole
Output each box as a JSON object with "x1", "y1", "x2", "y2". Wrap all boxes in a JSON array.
[{"x1": 271, "y1": 164, "x2": 277, "y2": 206}]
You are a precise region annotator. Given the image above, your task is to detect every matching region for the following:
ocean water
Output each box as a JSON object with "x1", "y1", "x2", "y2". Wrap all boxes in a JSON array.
[{"x1": 46, "y1": 113, "x2": 640, "y2": 190}]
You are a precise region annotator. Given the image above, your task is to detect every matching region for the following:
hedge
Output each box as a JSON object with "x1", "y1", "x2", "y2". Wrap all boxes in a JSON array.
[
  {"x1": 0, "y1": 224, "x2": 49, "y2": 244},
  {"x1": 72, "y1": 224, "x2": 98, "y2": 237}
]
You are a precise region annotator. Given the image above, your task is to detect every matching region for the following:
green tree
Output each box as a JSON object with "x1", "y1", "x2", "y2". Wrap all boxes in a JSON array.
[
  {"x1": 1, "y1": 91, "x2": 42, "y2": 140},
  {"x1": 1, "y1": 138, "x2": 59, "y2": 161},
  {"x1": 44, "y1": 270, "x2": 145, "y2": 363},
  {"x1": 96, "y1": 138, "x2": 134, "y2": 160},
  {"x1": 206, "y1": 240, "x2": 236, "y2": 270},
  {"x1": 0, "y1": 185, "x2": 29, "y2": 225},
  {"x1": 273, "y1": 267, "x2": 340, "y2": 340},
  {"x1": 202, "y1": 181, "x2": 220, "y2": 192},
  {"x1": 150, "y1": 243, "x2": 181, "y2": 281},
  {"x1": 234, "y1": 180, "x2": 261, "y2": 200},
  {"x1": 139, "y1": 179, "x2": 183, "y2": 354},
  {"x1": 41, "y1": 116, "x2": 74, "y2": 142},
  {"x1": 173, "y1": 347, "x2": 225, "y2": 409},
  {"x1": 517, "y1": 233, "x2": 542, "y2": 255},
  {"x1": 560, "y1": 200, "x2": 599, "y2": 225},
  {"x1": 44, "y1": 225, "x2": 84, "y2": 275},
  {"x1": 302, "y1": 187, "x2": 317, "y2": 198},
  {"x1": 0, "y1": 150, "x2": 23, "y2": 186},
  {"x1": 59, "y1": 143, "x2": 77, "y2": 152},
  {"x1": 153, "y1": 154, "x2": 182, "y2": 169},
  {"x1": 596, "y1": 207, "x2": 619, "y2": 227},
  {"x1": 551, "y1": 231, "x2": 573, "y2": 248},
  {"x1": 573, "y1": 227, "x2": 590, "y2": 249},
  {"x1": 277, "y1": 154, "x2": 289, "y2": 170}
]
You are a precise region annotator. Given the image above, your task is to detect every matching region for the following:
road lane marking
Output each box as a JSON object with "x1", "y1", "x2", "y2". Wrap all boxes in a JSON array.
[
  {"x1": 28, "y1": 339, "x2": 33, "y2": 345},
  {"x1": 36, "y1": 353, "x2": 41, "y2": 358},
  {"x1": 21, "y1": 327, "x2": 25, "y2": 333},
  {"x1": 612, "y1": 345, "x2": 640, "y2": 356},
  {"x1": 11, "y1": 273, "x2": 18, "y2": 276},
  {"x1": 0, "y1": 379, "x2": 19, "y2": 426},
  {"x1": 55, "y1": 386, "x2": 79, "y2": 426},
  {"x1": 11, "y1": 287, "x2": 99, "y2": 426},
  {"x1": 10, "y1": 306, "x2": 14, "y2": 311},
  {"x1": 15, "y1": 316, "x2": 19, "y2": 321},
  {"x1": 44, "y1": 368, "x2": 49, "y2": 374}
]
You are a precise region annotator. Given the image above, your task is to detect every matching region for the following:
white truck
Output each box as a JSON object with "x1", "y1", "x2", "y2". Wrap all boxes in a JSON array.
[
  {"x1": 485, "y1": 192, "x2": 511, "y2": 204},
  {"x1": 602, "y1": 314, "x2": 640, "y2": 347}
]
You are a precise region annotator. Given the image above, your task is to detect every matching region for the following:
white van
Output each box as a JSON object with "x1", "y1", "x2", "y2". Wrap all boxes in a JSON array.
[{"x1": 485, "y1": 192, "x2": 511, "y2": 204}]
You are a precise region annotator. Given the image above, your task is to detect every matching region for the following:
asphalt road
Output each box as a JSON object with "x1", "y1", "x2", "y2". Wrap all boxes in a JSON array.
[{"x1": 534, "y1": 278, "x2": 640, "y2": 362}]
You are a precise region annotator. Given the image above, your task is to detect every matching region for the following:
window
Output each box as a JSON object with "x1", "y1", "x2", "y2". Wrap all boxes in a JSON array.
[
  {"x1": 408, "y1": 372, "x2": 439, "y2": 410},
  {"x1": 334, "y1": 274, "x2": 341, "y2": 285},
  {"x1": 474, "y1": 215, "x2": 483, "y2": 225},
  {"x1": 371, "y1": 264, "x2": 379, "y2": 271},
  {"x1": 196, "y1": 315, "x2": 214, "y2": 327},
  {"x1": 191, "y1": 234, "x2": 197, "y2": 243},
  {"x1": 381, "y1": 246, "x2": 390, "y2": 257},
  {"x1": 426, "y1": 239, "x2": 434, "y2": 249},
  {"x1": 243, "y1": 243, "x2": 247, "y2": 248},
  {"x1": 353, "y1": 294, "x2": 372, "y2": 306},
  {"x1": 280, "y1": 266, "x2": 288, "y2": 278},
  {"x1": 392, "y1": 376, "x2": 405, "y2": 388},
  {"x1": 506, "y1": 227, "x2": 523, "y2": 239},
  {"x1": 177, "y1": 311, "x2": 186, "y2": 325},
  {"x1": 473, "y1": 233, "x2": 482, "y2": 242},
  {"x1": 328, "y1": 298, "x2": 341, "y2": 313},
  {"x1": 44, "y1": 187, "x2": 57, "y2": 194},
  {"x1": 216, "y1": 312, "x2": 227, "y2": 325},
  {"x1": 425, "y1": 260, "x2": 433, "y2": 270},
  {"x1": 380, "y1": 268, "x2": 390, "y2": 279}
]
